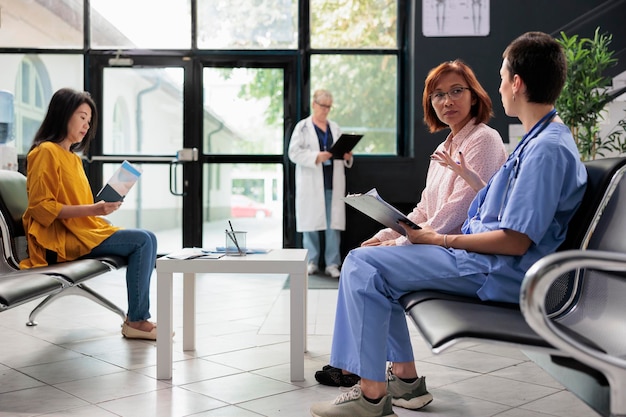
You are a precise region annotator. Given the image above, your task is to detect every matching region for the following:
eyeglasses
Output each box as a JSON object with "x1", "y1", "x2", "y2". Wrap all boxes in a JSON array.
[
  {"x1": 430, "y1": 87, "x2": 470, "y2": 104},
  {"x1": 315, "y1": 101, "x2": 332, "y2": 110}
]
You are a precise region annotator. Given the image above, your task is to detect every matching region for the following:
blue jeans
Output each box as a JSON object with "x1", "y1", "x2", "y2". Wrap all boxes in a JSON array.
[
  {"x1": 303, "y1": 189, "x2": 341, "y2": 267},
  {"x1": 87, "y1": 229, "x2": 157, "y2": 322}
]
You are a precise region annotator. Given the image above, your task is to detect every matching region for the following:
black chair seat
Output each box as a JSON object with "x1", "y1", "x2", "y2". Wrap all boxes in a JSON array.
[
  {"x1": 89, "y1": 255, "x2": 128, "y2": 269},
  {"x1": 29, "y1": 259, "x2": 112, "y2": 284},
  {"x1": 399, "y1": 291, "x2": 552, "y2": 351},
  {"x1": 0, "y1": 272, "x2": 64, "y2": 308}
]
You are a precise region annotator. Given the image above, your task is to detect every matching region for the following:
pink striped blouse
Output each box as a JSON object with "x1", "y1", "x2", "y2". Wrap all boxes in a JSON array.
[{"x1": 374, "y1": 119, "x2": 508, "y2": 245}]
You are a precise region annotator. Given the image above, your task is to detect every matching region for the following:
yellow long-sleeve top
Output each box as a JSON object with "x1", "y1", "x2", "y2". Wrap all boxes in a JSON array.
[{"x1": 20, "y1": 142, "x2": 119, "y2": 268}]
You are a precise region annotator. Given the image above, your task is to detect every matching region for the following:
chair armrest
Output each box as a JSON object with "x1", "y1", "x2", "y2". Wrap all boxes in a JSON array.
[{"x1": 520, "y1": 249, "x2": 626, "y2": 414}]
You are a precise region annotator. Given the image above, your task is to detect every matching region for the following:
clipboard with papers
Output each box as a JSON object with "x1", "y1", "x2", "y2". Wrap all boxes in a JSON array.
[
  {"x1": 329, "y1": 133, "x2": 363, "y2": 159},
  {"x1": 343, "y1": 188, "x2": 421, "y2": 236}
]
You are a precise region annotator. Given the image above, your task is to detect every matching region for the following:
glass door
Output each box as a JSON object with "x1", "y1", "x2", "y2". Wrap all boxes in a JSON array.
[
  {"x1": 200, "y1": 66, "x2": 287, "y2": 251},
  {"x1": 89, "y1": 56, "x2": 295, "y2": 254},
  {"x1": 88, "y1": 58, "x2": 193, "y2": 255}
]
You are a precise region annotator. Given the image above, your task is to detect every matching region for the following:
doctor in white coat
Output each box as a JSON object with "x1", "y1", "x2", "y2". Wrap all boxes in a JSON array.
[{"x1": 288, "y1": 89, "x2": 354, "y2": 278}]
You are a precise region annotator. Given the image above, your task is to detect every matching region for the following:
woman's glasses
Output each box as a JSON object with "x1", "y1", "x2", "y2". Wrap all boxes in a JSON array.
[
  {"x1": 315, "y1": 101, "x2": 332, "y2": 110},
  {"x1": 430, "y1": 87, "x2": 470, "y2": 104}
]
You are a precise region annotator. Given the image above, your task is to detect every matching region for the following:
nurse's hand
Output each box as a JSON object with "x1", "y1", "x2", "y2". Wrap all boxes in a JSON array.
[{"x1": 397, "y1": 222, "x2": 439, "y2": 245}]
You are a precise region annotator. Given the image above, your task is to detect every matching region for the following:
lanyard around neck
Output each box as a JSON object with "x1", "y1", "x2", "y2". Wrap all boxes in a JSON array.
[
  {"x1": 513, "y1": 108, "x2": 557, "y2": 159},
  {"x1": 477, "y1": 108, "x2": 557, "y2": 219}
]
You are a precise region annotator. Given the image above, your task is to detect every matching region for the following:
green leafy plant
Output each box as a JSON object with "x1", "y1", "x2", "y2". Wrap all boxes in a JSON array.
[{"x1": 556, "y1": 27, "x2": 625, "y2": 160}]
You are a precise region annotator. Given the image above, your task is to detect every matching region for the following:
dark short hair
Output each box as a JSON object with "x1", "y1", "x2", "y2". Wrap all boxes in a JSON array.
[
  {"x1": 502, "y1": 31, "x2": 567, "y2": 104},
  {"x1": 29, "y1": 88, "x2": 98, "y2": 154},
  {"x1": 422, "y1": 59, "x2": 494, "y2": 133}
]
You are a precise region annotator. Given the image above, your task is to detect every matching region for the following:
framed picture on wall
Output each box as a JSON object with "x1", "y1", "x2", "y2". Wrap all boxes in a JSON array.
[{"x1": 423, "y1": 0, "x2": 490, "y2": 37}]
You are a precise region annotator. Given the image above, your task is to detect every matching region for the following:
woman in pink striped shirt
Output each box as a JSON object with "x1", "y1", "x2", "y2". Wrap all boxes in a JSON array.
[
  {"x1": 365, "y1": 59, "x2": 507, "y2": 246},
  {"x1": 315, "y1": 59, "x2": 507, "y2": 387}
]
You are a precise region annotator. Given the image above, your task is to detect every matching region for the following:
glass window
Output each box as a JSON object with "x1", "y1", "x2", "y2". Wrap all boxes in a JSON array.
[
  {"x1": 310, "y1": 0, "x2": 398, "y2": 49},
  {"x1": 102, "y1": 163, "x2": 181, "y2": 254},
  {"x1": 0, "y1": 54, "x2": 83, "y2": 154},
  {"x1": 197, "y1": 0, "x2": 297, "y2": 49},
  {"x1": 102, "y1": 67, "x2": 184, "y2": 155},
  {"x1": 203, "y1": 163, "x2": 283, "y2": 250},
  {"x1": 203, "y1": 67, "x2": 284, "y2": 155},
  {"x1": 311, "y1": 54, "x2": 397, "y2": 155},
  {"x1": 0, "y1": 0, "x2": 83, "y2": 49},
  {"x1": 90, "y1": 0, "x2": 191, "y2": 49}
]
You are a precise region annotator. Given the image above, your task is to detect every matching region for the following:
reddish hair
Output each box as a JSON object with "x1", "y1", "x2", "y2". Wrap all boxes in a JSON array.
[{"x1": 422, "y1": 59, "x2": 493, "y2": 133}]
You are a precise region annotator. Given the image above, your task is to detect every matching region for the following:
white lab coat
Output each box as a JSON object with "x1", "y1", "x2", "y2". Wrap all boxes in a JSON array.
[{"x1": 288, "y1": 116, "x2": 354, "y2": 232}]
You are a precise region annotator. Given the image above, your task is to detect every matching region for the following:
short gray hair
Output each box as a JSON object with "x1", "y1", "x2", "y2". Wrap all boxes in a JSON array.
[{"x1": 313, "y1": 89, "x2": 333, "y2": 103}]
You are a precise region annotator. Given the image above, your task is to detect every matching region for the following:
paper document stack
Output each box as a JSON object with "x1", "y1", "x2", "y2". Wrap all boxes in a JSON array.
[{"x1": 343, "y1": 188, "x2": 420, "y2": 235}]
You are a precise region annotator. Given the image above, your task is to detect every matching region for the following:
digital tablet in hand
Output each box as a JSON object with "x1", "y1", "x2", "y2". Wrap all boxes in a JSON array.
[{"x1": 329, "y1": 133, "x2": 363, "y2": 158}]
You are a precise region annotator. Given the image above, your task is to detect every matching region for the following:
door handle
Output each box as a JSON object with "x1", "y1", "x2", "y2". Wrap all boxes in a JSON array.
[
  {"x1": 169, "y1": 148, "x2": 198, "y2": 196},
  {"x1": 169, "y1": 161, "x2": 185, "y2": 196}
]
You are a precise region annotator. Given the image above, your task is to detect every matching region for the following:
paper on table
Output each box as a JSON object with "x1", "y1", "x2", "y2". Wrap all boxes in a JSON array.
[
  {"x1": 95, "y1": 160, "x2": 142, "y2": 202},
  {"x1": 212, "y1": 247, "x2": 272, "y2": 254},
  {"x1": 164, "y1": 248, "x2": 224, "y2": 260},
  {"x1": 343, "y1": 188, "x2": 420, "y2": 236}
]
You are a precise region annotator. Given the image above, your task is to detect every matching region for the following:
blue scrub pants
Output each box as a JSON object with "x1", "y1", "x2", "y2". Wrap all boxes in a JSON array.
[
  {"x1": 329, "y1": 244, "x2": 487, "y2": 382},
  {"x1": 303, "y1": 189, "x2": 341, "y2": 268},
  {"x1": 87, "y1": 229, "x2": 157, "y2": 322}
]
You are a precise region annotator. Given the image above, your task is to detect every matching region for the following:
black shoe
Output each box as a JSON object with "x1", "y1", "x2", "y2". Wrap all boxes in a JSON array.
[{"x1": 315, "y1": 365, "x2": 361, "y2": 387}]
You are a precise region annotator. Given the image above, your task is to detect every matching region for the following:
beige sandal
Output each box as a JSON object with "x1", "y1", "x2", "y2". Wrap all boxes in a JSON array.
[{"x1": 122, "y1": 321, "x2": 157, "y2": 340}]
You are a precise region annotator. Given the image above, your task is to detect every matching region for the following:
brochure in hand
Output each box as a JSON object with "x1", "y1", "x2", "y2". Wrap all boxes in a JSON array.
[
  {"x1": 343, "y1": 188, "x2": 420, "y2": 236},
  {"x1": 329, "y1": 133, "x2": 363, "y2": 159},
  {"x1": 95, "y1": 160, "x2": 142, "y2": 202}
]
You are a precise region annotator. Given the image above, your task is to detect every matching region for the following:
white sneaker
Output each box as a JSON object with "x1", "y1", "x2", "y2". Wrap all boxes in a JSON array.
[
  {"x1": 325, "y1": 264, "x2": 341, "y2": 278},
  {"x1": 310, "y1": 385, "x2": 397, "y2": 417},
  {"x1": 387, "y1": 372, "x2": 433, "y2": 410},
  {"x1": 308, "y1": 263, "x2": 319, "y2": 275}
]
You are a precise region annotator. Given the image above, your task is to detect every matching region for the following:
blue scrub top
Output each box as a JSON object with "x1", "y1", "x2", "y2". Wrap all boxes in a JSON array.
[{"x1": 459, "y1": 122, "x2": 587, "y2": 302}]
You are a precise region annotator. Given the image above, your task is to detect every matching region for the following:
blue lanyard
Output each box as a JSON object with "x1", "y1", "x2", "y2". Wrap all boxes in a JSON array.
[
  {"x1": 510, "y1": 108, "x2": 557, "y2": 177},
  {"x1": 473, "y1": 108, "x2": 557, "y2": 220},
  {"x1": 495, "y1": 108, "x2": 557, "y2": 220}
]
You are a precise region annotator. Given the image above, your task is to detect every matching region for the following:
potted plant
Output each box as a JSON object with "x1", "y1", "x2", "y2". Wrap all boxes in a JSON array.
[{"x1": 556, "y1": 27, "x2": 626, "y2": 160}]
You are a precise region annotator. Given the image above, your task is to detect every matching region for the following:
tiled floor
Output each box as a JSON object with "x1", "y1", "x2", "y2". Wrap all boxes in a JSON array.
[{"x1": 0, "y1": 269, "x2": 599, "y2": 417}]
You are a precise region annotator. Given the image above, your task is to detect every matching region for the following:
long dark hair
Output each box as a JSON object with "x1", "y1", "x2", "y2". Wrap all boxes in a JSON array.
[{"x1": 29, "y1": 88, "x2": 98, "y2": 154}]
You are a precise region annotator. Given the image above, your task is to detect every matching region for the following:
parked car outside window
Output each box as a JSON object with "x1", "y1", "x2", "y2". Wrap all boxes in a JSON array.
[{"x1": 230, "y1": 194, "x2": 272, "y2": 218}]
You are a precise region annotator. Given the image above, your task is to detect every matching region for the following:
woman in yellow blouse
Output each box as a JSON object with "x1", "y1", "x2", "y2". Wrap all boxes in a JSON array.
[{"x1": 20, "y1": 88, "x2": 158, "y2": 340}]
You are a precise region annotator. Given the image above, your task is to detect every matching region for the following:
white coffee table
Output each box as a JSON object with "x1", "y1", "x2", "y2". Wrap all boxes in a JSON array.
[{"x1": 156, "y1": 248, "x2": 308, "y2": 381}]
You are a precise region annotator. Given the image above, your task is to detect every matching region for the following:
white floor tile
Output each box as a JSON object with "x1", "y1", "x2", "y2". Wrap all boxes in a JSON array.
[{"x1": 0, "y1": 272, "x2": 605, "y2": 417}]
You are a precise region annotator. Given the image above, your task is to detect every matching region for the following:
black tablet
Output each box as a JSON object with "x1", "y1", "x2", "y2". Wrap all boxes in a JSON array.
[{"x1": 329, "y1": 133, "x2": 363, "y2": 158}]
